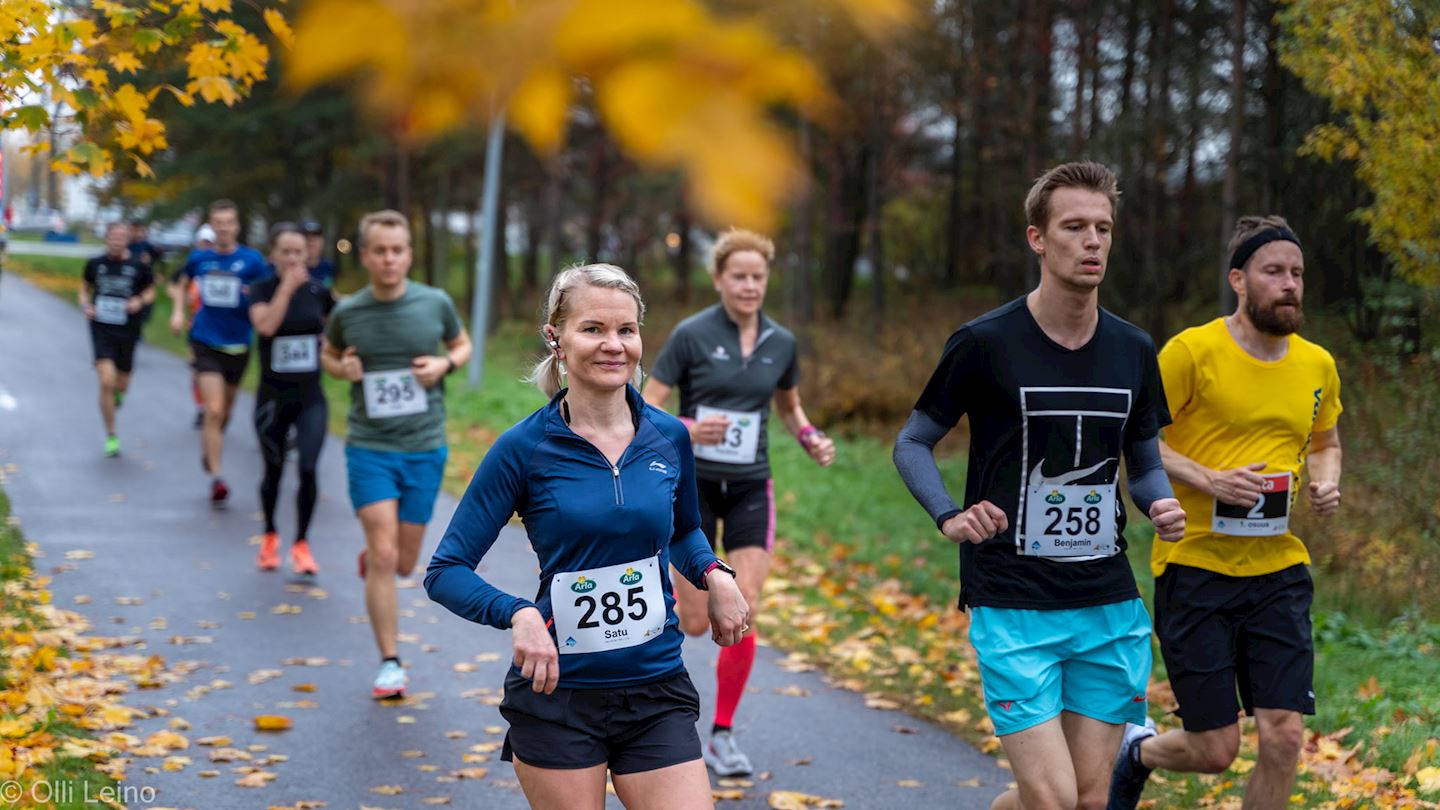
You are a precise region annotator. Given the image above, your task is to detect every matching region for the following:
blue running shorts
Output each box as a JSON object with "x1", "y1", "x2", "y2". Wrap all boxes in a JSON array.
[
  {"x1": 969, "y1": 598, "x2": 1152, "y2": 737},
  {"x1": 345, "y1": 445, "x2": 448, "y2": 525}
]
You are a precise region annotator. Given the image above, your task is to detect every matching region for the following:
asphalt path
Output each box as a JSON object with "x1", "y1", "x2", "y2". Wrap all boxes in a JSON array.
[{"x1": 0, "y1": 272, "x2": 1008, "y2": 809}]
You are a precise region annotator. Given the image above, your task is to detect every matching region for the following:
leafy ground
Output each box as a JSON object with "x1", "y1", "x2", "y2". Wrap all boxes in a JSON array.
[
  {"x1": 9, "y1": 255, "x2": 1439, "y2": 808},
  {"x1": 0, "y1": 479, "x2": 209, "y2": 809}
]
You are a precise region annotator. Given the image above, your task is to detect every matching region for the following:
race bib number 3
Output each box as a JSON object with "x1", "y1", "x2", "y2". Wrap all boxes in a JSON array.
[
  {"x1": 272, "y1": 335, "x2": 319, "y2": 373},
  {"x1": 94, "y1": 296, "x2": 129, "y2": 326},
  {"x1": 362, "y1": 370, "x2": 428, "y2": 419},
  {"x1": 200, "y1": 274, "x2": 242, "y2": 308},
  {"x1": 550, "y1": 554, "x2": 666, "y2": 655},
  {"x1": 1024, "y1": 483, "x2": 1118, "y2": 558},
  {"x1": 692, "y1": 405, "x2": 761, "y2": 465},
  {"x1": 1213, "y1": 472, "x2": 1292, "y2": 536}
]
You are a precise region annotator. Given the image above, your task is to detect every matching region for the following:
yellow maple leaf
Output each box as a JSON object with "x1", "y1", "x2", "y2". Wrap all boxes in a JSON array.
[
  {"x1": 508, "y1": 65, "x2": 572, "y2": 154},
  {"x1": 263, "y1": 8, "x2": 293, "y2": 49},
  {"x1": 1417, "y1": 767, "x2": 1440, "y2": 793},
  {"x1": 111, "y1": 83, "x2": 149, "y2": 126},
  {"x1": 109, "y1": 51, "x2": 141, "y2": 73}
]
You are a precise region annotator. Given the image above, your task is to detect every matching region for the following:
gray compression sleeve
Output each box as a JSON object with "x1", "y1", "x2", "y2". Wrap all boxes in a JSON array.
[
  {"x1": 893, "y1": 410, "x2": 963, "y2": 530},
  {"x1": 1124, "y1": 434, "x2": 1174, "y2": 517}
]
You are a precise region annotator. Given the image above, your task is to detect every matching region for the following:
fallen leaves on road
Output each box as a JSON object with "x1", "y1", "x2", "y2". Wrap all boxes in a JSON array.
[
  {"x1": 768, "y1": 791, "x2": 845, "y2": 808},
  {"x1": 254, "y1": 715, "x2": 293, "y2": 731}
]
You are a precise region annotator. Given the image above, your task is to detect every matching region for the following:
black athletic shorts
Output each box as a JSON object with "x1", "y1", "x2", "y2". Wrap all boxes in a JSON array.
[
  {"x1": 191, "y1": 340, "x2": 250, "y2": 386},
  {"x1": 1153, "y1": 563, "x2": 1315, "y2": 732},
  {"x1": 91, "y1": 324, "x2": 140, "y2": 373},
  {"x1": 697, "y1": 477, "x2": 774, "y2": 554},
  {"x1": 499, "y1": 670, "x2": 701, "y2": 774}
]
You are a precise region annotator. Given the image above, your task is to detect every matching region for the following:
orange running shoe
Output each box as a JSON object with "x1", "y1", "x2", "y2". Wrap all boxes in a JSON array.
[
  {"x1": 290, "y1": 541, "x2": 319, "y2": 576},
  {"x1": 257, "y1": 532, "x2": 280, "y2": 571}
]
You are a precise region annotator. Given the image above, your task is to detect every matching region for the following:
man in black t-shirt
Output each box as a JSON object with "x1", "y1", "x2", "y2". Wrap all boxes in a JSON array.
[
  {"x1": 81, "y1": 222, "x2": 155, "y2": 457},
  {"x1": 894, "y1": 162, "x2": 1186, "y2": 810}
]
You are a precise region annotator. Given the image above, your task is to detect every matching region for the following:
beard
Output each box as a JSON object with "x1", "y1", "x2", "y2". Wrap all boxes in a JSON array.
[{"x1": 1246, "y1": 293, "x2": 1304, "y2": 336}]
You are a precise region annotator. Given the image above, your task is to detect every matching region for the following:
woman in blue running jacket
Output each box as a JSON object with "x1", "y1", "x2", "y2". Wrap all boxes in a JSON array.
[{"x1": 426, "y1": 264, "x2": 749, "y2": 810}]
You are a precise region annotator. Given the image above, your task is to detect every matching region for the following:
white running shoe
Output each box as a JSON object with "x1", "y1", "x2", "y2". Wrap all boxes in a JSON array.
[
  {"x1": 371, "y1": 660, "x2": 407, "y2": 700},
  {"x1": 703, "y1": 730, "x2": 754, "y2": 776}
]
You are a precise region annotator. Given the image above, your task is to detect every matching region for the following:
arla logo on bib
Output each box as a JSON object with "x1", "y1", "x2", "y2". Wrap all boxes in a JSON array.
[
  {"x1": 1044, "y1": 490, "x2": 1065, "y2": 505},
  {"x1": 571, "y1": 576, "x2": 597, "y2": 593},
  {"x1": 619, "y1": 568, "x2": 642, "y2": 586}
]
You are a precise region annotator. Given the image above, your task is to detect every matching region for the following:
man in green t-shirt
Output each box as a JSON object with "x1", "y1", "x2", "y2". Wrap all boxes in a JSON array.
[{"x1": 322, "y1": 209, "x2": 472, "y2": 699}]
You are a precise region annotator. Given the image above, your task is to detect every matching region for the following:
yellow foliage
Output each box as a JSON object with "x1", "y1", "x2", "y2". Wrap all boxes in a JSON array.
[
  {"x1": 285, "y1": 0, "x2": 901, "y2": 229},
  {"x1": 1280, "y1": 0, "x2": 1440, "y2": 286},
  {"x1": 1, "y1": 0, "x2": 279, "y2": 182}
]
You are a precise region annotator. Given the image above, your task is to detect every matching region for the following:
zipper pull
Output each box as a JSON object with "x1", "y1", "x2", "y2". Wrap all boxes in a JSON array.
[{"x1": 612, "y1": 466, "x2": 619, "y2": 478}]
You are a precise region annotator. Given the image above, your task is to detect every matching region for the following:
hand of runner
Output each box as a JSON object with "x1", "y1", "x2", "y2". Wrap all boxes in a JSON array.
[
  {"x1": 511, "y1": 606, "x2": 560, "y2": 694},
  {"x1": 804, "y1": 432, "x2": 837, "y2": 467},
  {"x1": 168, "y1": 310, "x2": 183, "y2": 335},
  {"x1": 339, "y1": 346, "x2": 365, "y2": 382},
  {"x1": 125, "y1": 296, "x2": 143, "y2": 314},
  {"x1": 941, "y1": 501, "x2": 1009, "y2": 544},
  {"x1": 83, "y1": 303, "x2": 96, "y2": 320},
  {"x1": 1308, "y1": 481, "x2": 1340, "y2": 516},
  {"x1": 1207, "y1": 461, "x2": 1267, "y2": 507},
  {"x1": 411, "y1": 355, "x2": 450, "y2": 388},
  {"x1": 706, "y1": 570, "x2": 750, "y2": 647},
  {"x1": 279, "y1": 263, "x2": 309, "y2": 289},
  {"x1": 1149, "y1": 498, "x2": 1186, "y2": 542},
  {"x1": 690, "y1": 414, "x2": 730, "y2": 446}
]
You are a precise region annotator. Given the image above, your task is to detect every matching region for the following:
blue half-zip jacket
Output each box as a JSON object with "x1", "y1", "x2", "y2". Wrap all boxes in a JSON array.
[{"x1": 425, "y1": 385, "x2": 721, "y2": 689}]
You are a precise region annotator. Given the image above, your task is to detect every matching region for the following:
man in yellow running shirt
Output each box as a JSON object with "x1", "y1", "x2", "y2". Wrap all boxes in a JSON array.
[{"x1": 1108, "y1": 215, "x2": 1343, "y2": 810}]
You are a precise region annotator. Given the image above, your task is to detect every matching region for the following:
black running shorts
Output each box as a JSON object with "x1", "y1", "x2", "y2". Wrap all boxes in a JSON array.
[
  {"x1": 91, "y1": 324, "x2": 140, "y2": 373},
  {"x1": 191, "y1": 340, "x2": 250, "y2": 386},
  {"x1": 697, "y1": 478, "x2": 774, "y2": 554},
  {"x1": 1153, "y1": 563, "x2": 1315, "y2": 732},
  {"x1": 499, "y1": 671, "x2": 702, "y2": 774}
]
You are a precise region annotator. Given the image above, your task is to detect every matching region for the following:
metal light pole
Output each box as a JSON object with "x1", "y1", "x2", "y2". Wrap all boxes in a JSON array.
[{"x1": 468, "y1": 112, "x2": 506, "y2": 387}]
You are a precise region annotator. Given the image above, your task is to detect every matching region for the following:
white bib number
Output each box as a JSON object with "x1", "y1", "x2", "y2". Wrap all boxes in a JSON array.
[
  {"x1": 362, "y1": 369, "x2": 427, "y2": 419},
  {"x1": 551, "y1": 554, "x2": 666, "y2": 655},
  {"x1": 272, "y1": 335, "x2": 319, "y2": 373},
  {"x1": 1024, "y1": 483, "x2": 1118, "y2": 558},
  {"x1": 692, "y1": 405, "x2": 761, "y2": 465},
  {"x1": 94, "y1": 296, "x2": 129, "y2": 326},
  {"x1": 200, "y1": 274, "x2": 242, "y2": 308},
  {"x1": 1212, "y1": 472, "x2": 1292, "y2": 536}
]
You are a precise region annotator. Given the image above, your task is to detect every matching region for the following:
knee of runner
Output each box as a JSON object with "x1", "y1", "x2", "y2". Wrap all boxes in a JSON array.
[
  {"x1": 1195, "y1": 735, "x2": 1241, "y2": 774},
  {"x1": 366, "y1": 546, "x2": 399, "y2": 574},
  {"x1": 1258, "y1": 717, "x2": 1305, "y2": 764},
  {"x1": 1074, "y1": 792, "x2": 1107, "y2": 810}
]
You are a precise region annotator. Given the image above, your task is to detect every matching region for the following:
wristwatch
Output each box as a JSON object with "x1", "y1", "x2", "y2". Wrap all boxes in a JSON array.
[
  {"x1": 702, "y1": 559, "x2": 737, "y2": 587},
  {"x1": 444, "y1": 356, "x2": 456, "y2": 375}
]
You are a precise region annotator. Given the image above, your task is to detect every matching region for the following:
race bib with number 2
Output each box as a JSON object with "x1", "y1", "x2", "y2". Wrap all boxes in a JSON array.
[{"x1": 1212, "y1": 472, "x2": 1292, "y2": 536}]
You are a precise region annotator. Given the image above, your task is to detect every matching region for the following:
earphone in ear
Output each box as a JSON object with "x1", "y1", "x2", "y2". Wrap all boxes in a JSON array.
[{"x1": 541, "y1": 328, "x2": 559, "y2": 350}]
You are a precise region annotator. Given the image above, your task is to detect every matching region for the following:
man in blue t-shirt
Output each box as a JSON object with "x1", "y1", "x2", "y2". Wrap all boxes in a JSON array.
[{"x1": 169, "y1": 199, "x2": 271, "y2": 505}]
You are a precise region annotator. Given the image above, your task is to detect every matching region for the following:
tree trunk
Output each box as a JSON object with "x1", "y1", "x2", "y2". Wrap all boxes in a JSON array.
[
  {"x1": 791, "y1": 116, "x2": 816, "y2": 325},
  {"x1": 1219, "y1": 0, "x2": 1247, "y2": 315},
  {"x1": 463, "y1": 201, "x2": 478, "y2": 325},
  {"x1": 866, "y1": 59, "x2": 888, "y2": 320},
  {"x1": 489, "y1": 184, "x2": 508, "y2": 333},
  {"x1": 1259, "y1": 0, "x2": 1283, "y2": 213}
]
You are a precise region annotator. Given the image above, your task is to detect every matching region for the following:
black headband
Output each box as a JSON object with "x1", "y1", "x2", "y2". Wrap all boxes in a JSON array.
[{"x1": 1229, "y1": 227, "x2": 1301, "y2": 271}]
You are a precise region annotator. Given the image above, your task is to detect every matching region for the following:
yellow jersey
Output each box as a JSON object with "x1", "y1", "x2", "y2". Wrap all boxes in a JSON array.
[{"x1": 1152, "y1": 318, "x2": 1342, "y2": 577}]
